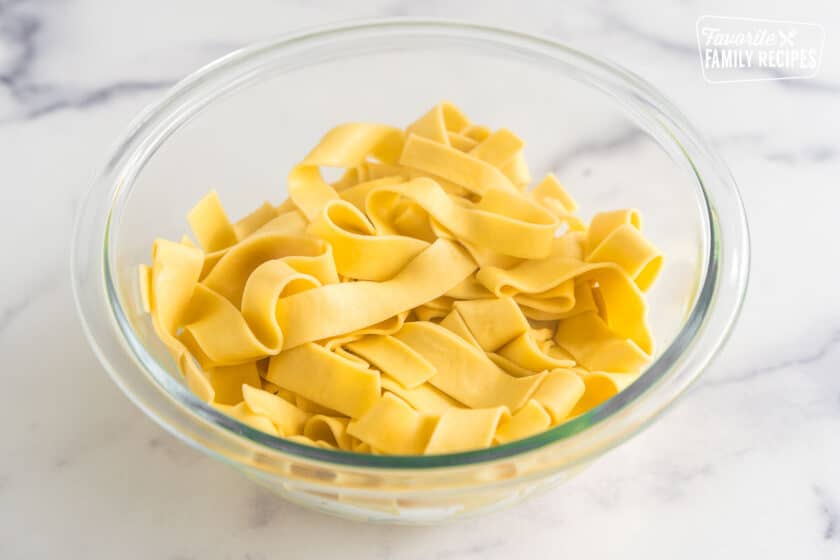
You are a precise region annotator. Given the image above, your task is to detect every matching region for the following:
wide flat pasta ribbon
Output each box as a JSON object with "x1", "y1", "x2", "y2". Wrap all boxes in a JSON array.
[
  {"x1": 344, "y1": 335, "x2": 436, "y2": 389},
  {"x1": 307, "y1": 198, "x2": 428, "y2": 281},
  {"x1": 367, "y1": 178, "x2": 557, "y2": 259},
  {"x1": 469, "y1": 128, "x2": 524, "y2": 170},
  {"x1": 289, "y1": 123, "x2": 405, "y2": 221},
  {"x1": 202, "y1": 233, "x2": 334, "y2": 306},
  {"x1": 570, "y1": 370, "x2": 638, "y2": 417},
  {"x1": 495, "y1": 400, "x2": 552, "y2": 444},
  {"x1": 440, "y1": 298, "x2": 575, "y2": 376},
  {"x1": 379, "y1": 376, "x2": 464, "y2": 414},
  {"x1": 242, "y1": 384, "x2": 310, "y2": 436},
  {"x1": 424, "y1": 407, "x2": 510, "y2": 454},
  {"x1": 276, "y1": 239, "x2": 476, "y2": 349},
  {"x1": 188, "y1": 192, "x2": 286, "y2": 253},
  {"x1": 449, "y1": 297, "x2": 530, "y2": 352},
  {"x1": 266, "y1": 343, "x2": 381, "y2": 419},
  {"x1": 531, "y1": 174, "x2": 585, "y2": 231},
  {"x1": 213, "y1": 402, "x2": 279, "y2": 435},
  {"x1": 187, "y1": 191, "x2": 239, "y2": 253},
  {"x1": 145, "y1": 240, "x2": 218, "y2": 402},
  {"x1": 394, "y1": 321, "x2": 545, "y2": 411},
  {"x1": 141, "y1": 101, "x2": 664, "y2": 455},
  {"x1": 585, "y1": 210, "x2": 663, "y2": 292},
  {"x1": 178, "y1": 238, "x2": 475, "y2": 367},
  {"x1": 399, "y1": 134, "x2": 518, "y2": 195},
  {"x1": 406, "y1": 101, "x2": 470, "y2": 146},
  {"x1": 554, "y1": 312, "x2": 650, "y2": 373},
  {"x1": 240, "y1": 259, "x2": 321, "y2": 350},
  {"x1": 476, "y1": 239, "x2": 653, "y2": 353},
  {"x1": 206, "y1": 363, "x2": 262, "y2": 405},
  {"x1": 347, "y1": 392, "x2": 439, "y2": 455}
]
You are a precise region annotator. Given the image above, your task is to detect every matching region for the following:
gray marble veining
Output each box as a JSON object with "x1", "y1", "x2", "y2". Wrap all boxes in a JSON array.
[{"x1": 1, "y1": 0, "x2": 839, "y2": 558}]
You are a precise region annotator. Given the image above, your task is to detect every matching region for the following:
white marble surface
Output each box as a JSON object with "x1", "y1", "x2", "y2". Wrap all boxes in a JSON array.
[{"x1": 1, "y1": 0, "x2": 839, "y2": 558}]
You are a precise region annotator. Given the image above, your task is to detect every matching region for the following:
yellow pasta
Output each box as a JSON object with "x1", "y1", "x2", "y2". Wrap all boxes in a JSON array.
[
  {"x1": 424, "y1": 407, "x2": 509, "y2": 454},
  {"x1": 347, "y1": 392, "x2": 439, "y2": 455},
  {"x1": 495, "y1": 400, "x2": 552, "y2": 444},
  {"x1": 344, "y1": 335, "x2": 436, "y2": 389},
  {"x1": 140, "y1": 102, "x2": 663, "y2": 455}
]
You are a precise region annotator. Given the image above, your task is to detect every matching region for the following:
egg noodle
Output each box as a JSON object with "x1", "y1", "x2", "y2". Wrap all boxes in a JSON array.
[{"x1": 139, "y1": 102, "x2": 663, "y2": 455}]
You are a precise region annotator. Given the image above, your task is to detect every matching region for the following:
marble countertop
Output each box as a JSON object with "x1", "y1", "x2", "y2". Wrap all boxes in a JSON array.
[{"x1": 1, "y1": 1, "x2": 839, "y2": 558}]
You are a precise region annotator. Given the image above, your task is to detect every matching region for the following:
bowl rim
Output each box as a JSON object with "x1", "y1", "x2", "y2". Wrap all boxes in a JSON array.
[{"x1": 72, "y1": 18, "x2": 750, "y2": 471}]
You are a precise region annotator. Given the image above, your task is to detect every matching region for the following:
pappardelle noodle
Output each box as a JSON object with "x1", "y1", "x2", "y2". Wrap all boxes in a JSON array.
[{"x1": 139, "y1": 102, "x2": 663, "y2": 455}]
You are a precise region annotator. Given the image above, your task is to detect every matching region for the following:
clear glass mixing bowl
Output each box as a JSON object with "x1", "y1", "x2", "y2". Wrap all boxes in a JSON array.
[{"x1": 72, "y1": 20, "x2": 749, "y2": 523}]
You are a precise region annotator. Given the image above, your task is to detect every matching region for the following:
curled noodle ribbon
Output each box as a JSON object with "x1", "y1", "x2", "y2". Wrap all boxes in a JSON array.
[{"x1": 140, "y1": 102, "x2": 663, "y2": 454}]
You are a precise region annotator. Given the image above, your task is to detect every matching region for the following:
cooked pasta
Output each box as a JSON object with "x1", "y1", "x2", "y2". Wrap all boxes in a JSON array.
[{"x1": 139, "y1": 102, "x2": 663, "y2": 455}]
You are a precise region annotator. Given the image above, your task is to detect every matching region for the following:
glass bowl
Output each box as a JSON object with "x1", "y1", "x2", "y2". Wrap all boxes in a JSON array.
[{"x1": 72, "y1": 20, "x2": 749, "y2": 523}]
